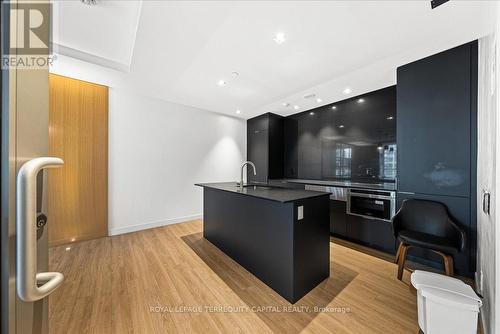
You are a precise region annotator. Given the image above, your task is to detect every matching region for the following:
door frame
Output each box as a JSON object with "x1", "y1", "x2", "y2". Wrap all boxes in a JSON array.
[{"x1": 1, "y1": 0, "x2": 52, "y2": 333}]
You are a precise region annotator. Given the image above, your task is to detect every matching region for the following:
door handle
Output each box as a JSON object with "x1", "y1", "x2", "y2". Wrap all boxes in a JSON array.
[
  {"x1": 483, "y1": 190, "x2": 491, "y2": 215},
  {"x1": 17, "y1": 157, "x2": 64, "y2": 302},
  {"x1": 397, "y1": 191, "x2": 415, "y2": 195}
]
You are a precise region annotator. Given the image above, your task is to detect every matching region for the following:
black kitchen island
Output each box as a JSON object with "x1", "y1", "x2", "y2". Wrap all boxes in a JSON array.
[{"x1": 195, "y1": 182, "x2": 330, "y2": 303}]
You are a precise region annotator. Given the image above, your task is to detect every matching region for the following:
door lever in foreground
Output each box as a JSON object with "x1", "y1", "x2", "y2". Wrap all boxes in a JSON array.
[{"x1": 17, "y1": 157, "x2": 65, "y2": 302}]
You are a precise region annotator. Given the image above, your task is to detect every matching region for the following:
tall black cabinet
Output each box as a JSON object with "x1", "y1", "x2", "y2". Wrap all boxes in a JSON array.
[
  {"x1": 396, "y1": 41, "x2": 478, "y2": 277},
  {"x1": 247, "y1": 113, "x2": 284, "y2": 184}
]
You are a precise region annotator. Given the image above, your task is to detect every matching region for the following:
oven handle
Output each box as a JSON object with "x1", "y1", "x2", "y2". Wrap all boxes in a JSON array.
[{"x1": 347, "y1": 193, "x2": 395, "y2": 200}]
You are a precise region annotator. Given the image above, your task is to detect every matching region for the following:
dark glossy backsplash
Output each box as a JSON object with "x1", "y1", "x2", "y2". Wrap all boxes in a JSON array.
[{"x1": 284, "y1": 86, "x2": 397, "y2": 183}]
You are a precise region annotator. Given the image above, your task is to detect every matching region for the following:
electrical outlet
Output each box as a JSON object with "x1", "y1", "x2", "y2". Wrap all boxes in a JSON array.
[{"x1": 297, "y1": 206, "x2": 304, "y2": 220}]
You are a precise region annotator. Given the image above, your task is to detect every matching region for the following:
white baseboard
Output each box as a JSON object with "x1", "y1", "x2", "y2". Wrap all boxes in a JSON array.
[{"x1": 108, "y1": 214, "x2": 202, "y2": 236}]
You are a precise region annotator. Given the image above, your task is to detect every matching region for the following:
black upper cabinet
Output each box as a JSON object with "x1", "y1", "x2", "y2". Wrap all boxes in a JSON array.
[
  {"x1": 248, "y1": 128, "x2": 269, "y2": 183},
  {"x1": 283, "y1": 86, "x2": 397, "y2": 182},
  {"x1": 397, "y1": 42, "x2": 476, "y2": 197},
  {"x1": 283, "y1": 118, "x2": 299, "y2": 178},
  {"x1": 396, "y1": 41, "x2": 478, "y2": 277},
  {"x1": 247, "y1": 113, "x2": 284, "y2": 183}
]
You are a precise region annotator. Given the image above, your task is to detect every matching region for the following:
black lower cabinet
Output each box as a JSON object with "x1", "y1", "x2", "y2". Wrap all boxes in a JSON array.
[
  {"x1": 202, "y1": 187, "x2": 330, "y2": 303},
  {"x1": 397, "y1": 193, "x2": 473, "y2": 277},
  {"x1": 345, "y1": 215, "x2": 397, "y2": 254},
  {"x1": 329, "y1": 199, "x2": 396, "y2": 254},
  {"x1": 330, "y1": 200, "x2": 347, "y2": 236}
]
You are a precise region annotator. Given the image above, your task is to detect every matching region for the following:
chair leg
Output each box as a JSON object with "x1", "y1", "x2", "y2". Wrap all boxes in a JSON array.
[
  {"x1": 397, "y1": 243, "x2": 409, "y2": 281},
  {"x1": 434, "y1": 251, "x2": 455, "y2": 276},
  {"x1": 395, "y1": 242, "x2": 402, "y2": 264},
  {"x1": 443, "y1": 255, "x2": 454, "y2": 276}
]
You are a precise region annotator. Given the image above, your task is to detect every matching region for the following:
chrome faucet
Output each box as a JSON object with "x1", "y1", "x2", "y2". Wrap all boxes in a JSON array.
[{"x1": 239, "y1": 161, "x2": 256, "y2": 189}]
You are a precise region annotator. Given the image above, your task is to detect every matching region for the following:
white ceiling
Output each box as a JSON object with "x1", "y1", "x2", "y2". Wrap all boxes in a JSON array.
[
  {"x1": 51, "y1": 1, "x2": 497, "y2": 119},
  {"x1": 52, "y1": 0, "x2": 142, "y2": 70}
]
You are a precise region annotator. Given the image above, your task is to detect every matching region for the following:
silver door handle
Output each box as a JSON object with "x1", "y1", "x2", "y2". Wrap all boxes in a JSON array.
[
  {"x1": 483, "y1": 190, "x2": 491, "y2": 215},
  {"x1": 17, "y1": 157, "x2": 64, "y2": 302}
]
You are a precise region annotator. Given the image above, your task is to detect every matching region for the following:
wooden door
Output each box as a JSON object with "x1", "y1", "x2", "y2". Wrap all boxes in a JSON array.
[{"x1": 48, "y1": 74, "x2": 108, "y2": 246}]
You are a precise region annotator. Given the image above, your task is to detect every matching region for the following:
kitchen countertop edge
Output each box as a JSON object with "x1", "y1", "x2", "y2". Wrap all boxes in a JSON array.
[{"x1": 196, "y1": 182, "x2": 331, "y2": 203}]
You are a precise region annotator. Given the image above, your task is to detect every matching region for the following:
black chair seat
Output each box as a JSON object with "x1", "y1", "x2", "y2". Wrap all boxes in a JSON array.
[{"x1": 398, "y1": 230, "x2": 459, "y2": 254}]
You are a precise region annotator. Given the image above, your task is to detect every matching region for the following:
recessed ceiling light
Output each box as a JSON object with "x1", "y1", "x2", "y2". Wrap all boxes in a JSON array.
[
  {"x1": 316, "y1": 98, "x2": 322, "y2": 103},
  {"x1": 377, "y1": 145, "x2": 383, "y2": 150},
  {"x1": 331, "y1": 106, "x2": 337, "y2": 110},
  {"x1": 294, "y1": 105, "x2": 300, "y2": 110},
  {"x1": 236, "y1": 110, "x2": 241, "y2": 114},
  {"x1": 217, "y1": 79, "x2": 226, "y2": 87},
  {"x1": 65, "y1": 247, "x2": 71, "y2": 251},
  {"x1": 309, "y1": 112, "x2": 315, "y2": 116},
  {"x1": 343, "y1": 87, "x2": 352, "y2": 94},
  {"x1": 339, "y1": 125, "x2": 345, "y2": 128},
  {"x1": 282, "y1": 102, "x2": 290, "y2": 107},
  {"x1": 81, "y1": 0, "x2": 97, "y2": 5},
  {"x1": 274, "y1": 32, "x2": 286, "y2": 44},
  {"x1": 387, "y1": 116, "x2": 394, "y2": 120},
  {"x1": 357, "y1": 98, "x2": 365, "y2": 103}
]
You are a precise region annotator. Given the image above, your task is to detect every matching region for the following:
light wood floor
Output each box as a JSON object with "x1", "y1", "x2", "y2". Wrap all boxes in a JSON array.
[{"x1": 48, "y1": 219, "x2": 419, "y2": 334}]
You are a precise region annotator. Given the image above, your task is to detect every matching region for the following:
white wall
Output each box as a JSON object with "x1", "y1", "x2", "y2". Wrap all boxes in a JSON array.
[
  {"x1": 50, "y1": 57, "x2": 246, "y2": 235},
  {"x1": 108, "y1": 88, "x2": 246, "y2": 235}
]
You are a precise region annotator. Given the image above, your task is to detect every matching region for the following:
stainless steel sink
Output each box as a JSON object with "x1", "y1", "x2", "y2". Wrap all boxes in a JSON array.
[
  {"x1": 241, "y1": 184, "x2": 273, "y2": 190},
  {"x1": 252, "y1": 186, "x2": 273, "y2": 190}
]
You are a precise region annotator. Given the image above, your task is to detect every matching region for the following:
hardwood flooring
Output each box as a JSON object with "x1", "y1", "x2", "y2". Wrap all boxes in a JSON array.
[{"x1": 48, "y1": 219, "x2": 419, "y2": 334}]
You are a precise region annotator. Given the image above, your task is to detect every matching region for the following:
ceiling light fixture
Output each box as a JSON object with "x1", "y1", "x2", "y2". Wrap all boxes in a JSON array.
[
  {"x1": 236, "y1": 110, "x2": 241, "y2": 114},
  {"x1": 274, "y1": 32, "x2": 286, "y2": 44},
  {"x1": 331, "y1": 106, "x2": 337, "y2": 110},
  {"x1": 357, "y1": 98, "x2": 365, "y2": 103},
  {"x1": 231, "y1": 71, "x2": 239, "y2": 77},
  {"x1": 387, "y1": 116, "x2": 394, "y2": 120},
  {"x1": 294, "y1": 105, "x2": 300, "y2": 110},
  {"x1": 282, "y1": 102, "x2": 290, "y2": 107},
  {"x1": 80, "y1": 0, "x2": 97, "y2": 5},
  {"x1": 431, "y1": 0, "x2": 449, "y2": 9},
  {"x1": 316, "y1": 98, "x2": 323, "y2": 103},
  {"x1": 339, "y1": 125, "x2": 345, "y2": 128},
  {"x1": 217, "y1": 79, "x2": 226, "y2": 87},
  {"x1": 343, "y1": 87, "x2": 352, "y2": 95},
  {"x1": 309, "y1": 112, "x2": 315, "y2": 116}
]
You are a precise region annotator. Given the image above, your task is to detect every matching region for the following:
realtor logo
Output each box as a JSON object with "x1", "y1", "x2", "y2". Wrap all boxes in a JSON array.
[{"x1": 2, "y1": 1, "x2": 53, "y2": 69}]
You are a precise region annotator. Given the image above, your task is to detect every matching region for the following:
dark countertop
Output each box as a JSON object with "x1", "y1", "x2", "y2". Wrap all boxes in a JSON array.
[
  {"x1": 196, "y1": 182, "x2": 331, "y2": 203},
  {"x1": 270, "y1": 178, "x2": 397, "y2": 191}
]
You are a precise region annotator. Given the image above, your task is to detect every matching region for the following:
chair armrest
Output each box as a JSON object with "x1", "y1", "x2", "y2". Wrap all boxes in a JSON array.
[{"x1": 448, "y1": 218, "x2": 466, "y2": 252}]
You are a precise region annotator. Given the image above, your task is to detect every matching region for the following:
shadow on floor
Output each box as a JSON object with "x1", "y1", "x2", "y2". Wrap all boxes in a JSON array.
[{"x1": 182, "y1": 232, "x2": 358, "y2": 334}]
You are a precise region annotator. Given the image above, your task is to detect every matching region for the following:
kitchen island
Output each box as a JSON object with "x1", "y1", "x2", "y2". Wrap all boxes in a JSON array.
[{"x1": 195, "y1": 182, "x2": 330, "y2": 303}]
